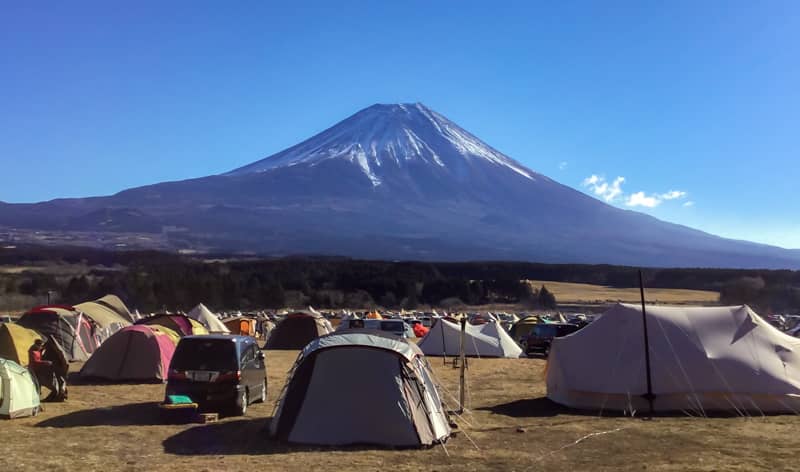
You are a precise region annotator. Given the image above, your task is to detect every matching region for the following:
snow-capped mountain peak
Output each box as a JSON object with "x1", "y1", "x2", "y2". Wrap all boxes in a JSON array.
[{"x1": 226, "y1": 103, "x2": 536, "y2": 186}]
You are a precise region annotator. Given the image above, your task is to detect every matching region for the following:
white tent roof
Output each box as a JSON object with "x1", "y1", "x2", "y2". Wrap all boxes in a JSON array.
[
  {"x1": 418, "y1": 319, "x2": 523, "y2": 358},
  {"x1": 186, "y1": 303, "x2": 230, "y2": 333},
  {"x1": 547, "y1": 303, "x2": 800, "y2": 413},
  {"x1": 304, "y1": 330, "x2": 422, "y2": 362}
]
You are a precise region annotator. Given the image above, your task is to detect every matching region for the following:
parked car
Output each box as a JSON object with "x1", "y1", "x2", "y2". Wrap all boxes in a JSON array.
[
  {"x1": 337, "y1": 318, "x2": 415, "y2": 338},
  {"x1": 522, "y1": 323, "x2": 580, "y2": 356},
  {"x1": 165, "y1": 334, "x2": 267, "y2": 416}
]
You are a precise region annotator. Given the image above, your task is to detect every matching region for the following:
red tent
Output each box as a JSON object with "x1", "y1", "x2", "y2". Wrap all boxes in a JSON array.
[{"x1": 413, "y1": 323, "x2": 429, "y2": 338}]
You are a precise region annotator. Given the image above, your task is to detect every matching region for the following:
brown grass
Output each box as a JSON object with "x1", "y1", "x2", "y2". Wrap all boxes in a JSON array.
[
  {"x1": 1, "y1": 351, "x2": 797, "y2": 471},
  {"x1": 528, "y1": 280, "x2": 719, "y2": 305}
]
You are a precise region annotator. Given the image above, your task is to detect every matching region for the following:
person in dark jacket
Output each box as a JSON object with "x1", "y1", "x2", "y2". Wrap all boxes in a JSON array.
[{"x1": 43, "y1": 336, "x2": 68, "y2": 401}]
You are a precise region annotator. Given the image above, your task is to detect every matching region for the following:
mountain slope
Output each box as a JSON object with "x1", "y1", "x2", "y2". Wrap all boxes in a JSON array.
[{"x1": 0, "y1": 103, "x2": 798, "y2": 269}]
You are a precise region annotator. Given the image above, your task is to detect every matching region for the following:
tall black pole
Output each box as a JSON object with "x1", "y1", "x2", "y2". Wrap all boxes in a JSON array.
[{"x1": 639, "y1": 269, "x2": 655, "y2": 419}]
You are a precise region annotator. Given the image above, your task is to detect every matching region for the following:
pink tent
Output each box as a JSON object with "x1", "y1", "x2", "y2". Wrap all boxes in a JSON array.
[{"x1": 79, "y1": 325, "x2": 177, "y2": 382}]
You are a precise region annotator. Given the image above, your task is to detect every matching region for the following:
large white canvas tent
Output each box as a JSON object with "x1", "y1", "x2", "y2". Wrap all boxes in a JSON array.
[
  {"x1": 418, "y1": 319, "x2": 522, "y2": 358},
  {"x1": 547, "y1": 303, "x2": 800, "y2": 414},
  {"x1": 0, "y1": 358, "x2": 40, "y2": 419},
  {"x1": 186, "y1": 304, "x2": 229, "y2": 333},
  {"x1": 270, "y1": 331, "x2": 451, "y2": 447}
]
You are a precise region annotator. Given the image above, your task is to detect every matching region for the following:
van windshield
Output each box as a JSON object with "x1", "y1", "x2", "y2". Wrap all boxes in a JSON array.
[{"x1": 171, "y1": 339, "x2": 238, "y2": 371}]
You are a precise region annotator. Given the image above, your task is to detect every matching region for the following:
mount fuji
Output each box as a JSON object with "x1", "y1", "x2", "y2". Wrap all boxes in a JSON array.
[{"x1": 1, "y1": 103, "x2": 798, "y2": 268}]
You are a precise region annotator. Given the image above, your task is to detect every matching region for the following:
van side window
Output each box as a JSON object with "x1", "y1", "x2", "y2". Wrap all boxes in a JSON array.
[{"x1": 241, "y1": 345, "x2": 254, "y2": 364}]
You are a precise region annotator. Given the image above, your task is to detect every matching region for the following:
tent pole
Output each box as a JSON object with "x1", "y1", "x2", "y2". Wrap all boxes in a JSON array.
[
  {"x1": 639, "y1": 269, "x2": 655, "y2": 419},
  {"x1": 440, "y1": 317, "x2": 447, "y2": 366},
  {"x1": 458, "y1": 317, "x2": 467, "y2": 414}
]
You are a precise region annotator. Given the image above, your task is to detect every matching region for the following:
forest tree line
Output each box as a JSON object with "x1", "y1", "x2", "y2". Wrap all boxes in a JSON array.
[{"x1": 0, "y1": 245, "x2": 798, "y2": 313}]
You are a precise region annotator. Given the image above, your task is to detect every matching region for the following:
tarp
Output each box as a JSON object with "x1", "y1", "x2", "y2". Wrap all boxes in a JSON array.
[
  {"x1": 186, "y1": 304, "x2": 230, "y2": 333},
  {"x1": 0, "y1": 323, "x2": 42, "y2": 366},
  {"x1": 80, "y1": 325, "x2": 177, "y2": 382},
  {"x1": 547, "y1": 303, "x2": 800, "y2": 413},
  {"x1": 418, "y1": 319, "x2": 523, "y2": 358},
  {"x1": 0, "y1": 358, "x2": 40, "y2": 419},
  {"x1": 271, "y1": 331, "x2": 451, "y2": 447}
]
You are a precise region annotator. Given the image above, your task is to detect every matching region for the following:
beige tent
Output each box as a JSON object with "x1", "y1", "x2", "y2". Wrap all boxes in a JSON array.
[
  {"x1": 547, "y1": 303, "x2": 800, "y2": 414},
  {"x1": 186, "y1": 304, "x2": 229, "y2": 333},
  {"x1": 95, "y1": 295, "x2": 134, "y2": 322},
  {"x1": 76, "y1": 297, "x2": 132, "y2": 342}
]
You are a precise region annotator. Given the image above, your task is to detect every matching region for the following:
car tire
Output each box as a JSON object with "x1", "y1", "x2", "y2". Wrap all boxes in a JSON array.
[
  {"x1": 234, "y1": 389, "x2": 248, "y2": 416},
  {"x1": 254, "y1": 379, "x2": 267, "y2": 404}
]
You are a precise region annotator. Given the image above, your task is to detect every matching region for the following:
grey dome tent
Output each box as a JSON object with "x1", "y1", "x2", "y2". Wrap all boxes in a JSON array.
[{"x1": 270, "y1": 330, "x2": 451, "y2": 447}]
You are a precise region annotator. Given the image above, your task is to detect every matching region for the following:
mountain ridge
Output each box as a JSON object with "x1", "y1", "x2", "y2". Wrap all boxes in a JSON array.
[{"x1": 0, "y1": 103, "x2": 798, "y2": 269}]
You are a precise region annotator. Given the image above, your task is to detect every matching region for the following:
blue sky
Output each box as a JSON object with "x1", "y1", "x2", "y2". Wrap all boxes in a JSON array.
[{"x1": 1, "y1": 2, "x2": 798, "y2": 248}]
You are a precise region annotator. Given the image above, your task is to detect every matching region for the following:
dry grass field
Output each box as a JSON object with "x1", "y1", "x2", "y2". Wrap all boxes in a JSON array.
[
  {"x1": 528, "y1": 280, "x2": 719, "y2": 306},
  {"x1": 2, "y1": 350, "x2": 798, "y2": 471}
]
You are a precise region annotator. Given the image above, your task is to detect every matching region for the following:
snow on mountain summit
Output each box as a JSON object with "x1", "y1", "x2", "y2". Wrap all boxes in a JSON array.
[{"x1": 226, "y1": 103, "x2": 536, "y2": 186}]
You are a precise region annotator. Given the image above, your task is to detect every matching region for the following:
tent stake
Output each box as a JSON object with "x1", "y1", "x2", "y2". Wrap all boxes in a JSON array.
[{"x1": 639, "y1": 269, "x2": 655, "y2": 419}]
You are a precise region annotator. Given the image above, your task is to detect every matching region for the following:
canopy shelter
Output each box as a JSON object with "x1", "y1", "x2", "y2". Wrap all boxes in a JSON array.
[
  {"x1": 270, "y1": 330, "x2": 451, "y2": 447},
  {"x1": 547, "y1": 303, "x2": 800, "y2": 414},
  {"x1": 0, "y1": 323, "x2": 42, "y2": 366},
  {"x1": 80, "y1": 325, "x2": 177, "y2": 382},
  {"x1": 264, "y1": 311, "x2": 334, "y2": 350},
  {"x1": 418, "y1": 319, "x2": 522, "y2": 358},
  {"x1": 17, "y1": 305, "x2": 98, "y2": 362},
  {"x1": 186, "y1": 303, "x2": 230, "y2": 333},
  {"x1": 0, "y1": 358, "x2": 40, "y2": 419},
  {"x1": 136, "y1": 314, "x2": 208, "y2": 337}
]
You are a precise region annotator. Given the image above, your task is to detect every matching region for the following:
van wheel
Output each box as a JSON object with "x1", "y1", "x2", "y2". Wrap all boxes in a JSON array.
[
  {"x1": 234, "y1": 390, "x2": 248, "y2": 416},
  {"x1": 255, "y1": 379, "x2": 267, "y2": 403}
]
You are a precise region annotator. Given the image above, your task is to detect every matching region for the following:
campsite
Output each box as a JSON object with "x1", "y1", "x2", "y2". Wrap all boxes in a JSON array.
[
  {"x1": 0, "y1": 350, "x2": 798, "y2": 470},
  {"x1": 0, "y1": 294, "x2": 799, "y2": 470}
]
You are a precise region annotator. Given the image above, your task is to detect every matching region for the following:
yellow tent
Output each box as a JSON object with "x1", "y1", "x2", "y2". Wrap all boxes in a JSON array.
[
  {"x1": 0, "y1": 323, "x2": 42, "y2": 367},
  {"x1": 147, "y1": 325, "x2": 182, "y2": 345}
]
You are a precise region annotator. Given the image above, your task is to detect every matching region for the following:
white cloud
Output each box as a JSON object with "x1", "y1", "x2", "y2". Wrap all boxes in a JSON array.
[
  {"x1": 582, "y1": 173, "x2": 694, "y2": 209},
  {"x1": 582, "y1": 174, "x2": 625, "y2": 202},
  {"x1": 661, "y1": 190, "x2": 687, "y2": 200},
  {"x1": 558, "y1": 161, "x2": 568, "y2": 171},
  {"x1": 626, "y1": 191, "x2": 661, "y2": 208}
]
